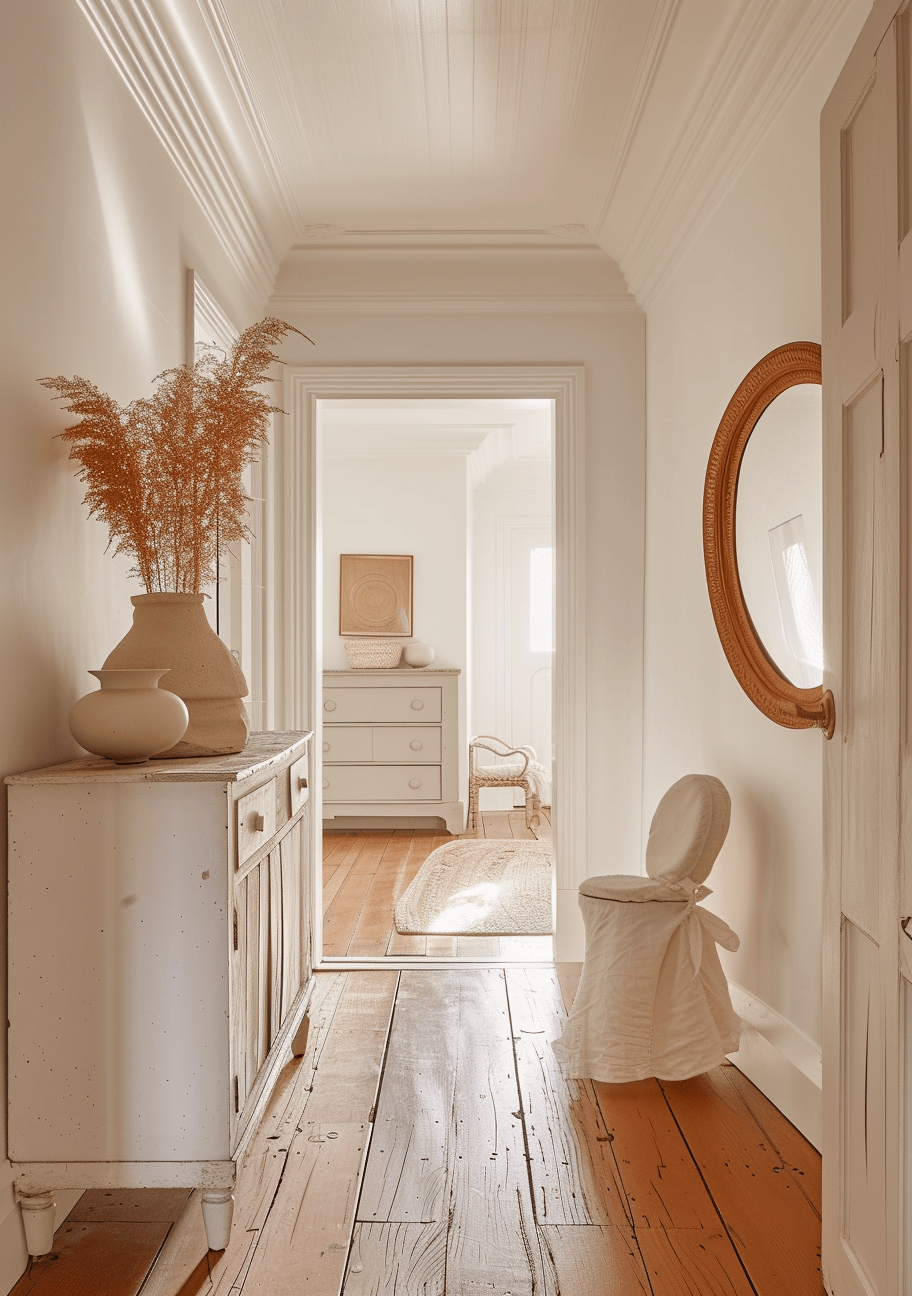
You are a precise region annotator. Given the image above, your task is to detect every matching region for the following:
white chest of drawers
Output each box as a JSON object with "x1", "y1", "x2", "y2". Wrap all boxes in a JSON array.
[
  {"x1": 322, "y1": 668, "x2": 464, "y2": 834},
  {"x1": 6, "y1": 732, "x2": 314, "y2": 1255}
]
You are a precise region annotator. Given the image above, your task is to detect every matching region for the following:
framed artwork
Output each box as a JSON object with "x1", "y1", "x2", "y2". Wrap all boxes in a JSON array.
[{"x1": 340, "y1": 554, "x2": 413, "y2": 637}]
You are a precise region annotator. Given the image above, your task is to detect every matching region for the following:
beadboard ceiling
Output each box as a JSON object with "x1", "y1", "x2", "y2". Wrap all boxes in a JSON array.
[{"x1": 79, "y1": 0, "x2": 863, "y2": 302}]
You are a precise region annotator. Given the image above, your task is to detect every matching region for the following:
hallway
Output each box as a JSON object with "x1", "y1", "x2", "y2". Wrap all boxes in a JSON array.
[{"x1": 14, "y1": 966, "x2": 821, "y2": 1296}]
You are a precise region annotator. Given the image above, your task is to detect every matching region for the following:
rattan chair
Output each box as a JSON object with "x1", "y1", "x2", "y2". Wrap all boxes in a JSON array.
[{"x1": 467, "y1": 734, "x2": 550, "y2": 830}]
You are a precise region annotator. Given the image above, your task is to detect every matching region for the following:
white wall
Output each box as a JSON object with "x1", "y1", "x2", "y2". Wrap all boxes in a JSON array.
[
  {"x1": 641, "y1": 0, "x2": 871, "y2": 1144},
  {"x1": 322, "y1": 453, "x2": 469, "y2": 674},
  {"x1": 471, "y1": 460, "x2": 552, "y2": 769},
  {"x1": 271, "y1": 254, "x2": 646, "y2": 951},
  {"x1": 0, "y1": 1, "x2": 264, "y2": 1285}
]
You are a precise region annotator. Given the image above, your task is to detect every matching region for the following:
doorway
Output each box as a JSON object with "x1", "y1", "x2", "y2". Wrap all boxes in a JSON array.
[
  {"x1": 317, "y1": 397, "x2": 553, "y2": 961},
  {"x1": 271, "y1": 365, "x2": 587, "y2": 969}
]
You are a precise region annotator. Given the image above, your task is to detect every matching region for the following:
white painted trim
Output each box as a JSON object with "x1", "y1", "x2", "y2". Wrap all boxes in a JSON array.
[
  {"x1": 273, "y1": 365, "x2": 587, "y2": 953},
  {"x1": 75, "y1": 0, "x2": 277, "y2": 299},
  {"x1": 269, "y1": 293, "x2": 639, "y2": 315},
  {"x1": 617, "y1": 0, "x2": 859, "y2": 306},
  {"x1": 728, "y1": 981, "x2": 823, "y2": 1149},
  {"x1": 195, "y1": 0, "x2": 302, "y2": 233},
  {"x1": 188, "y1": 268, "x2": 237, "y2": 362}
]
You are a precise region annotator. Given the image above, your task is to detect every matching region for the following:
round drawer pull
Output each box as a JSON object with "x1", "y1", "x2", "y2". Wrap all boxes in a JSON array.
[
  {"x1": 322, "y1": 779, "x2": 330, "y2": 789},
  {"x1": 324, "y1": 700, "x2": 337, "y2": 712},
  {"x1": 410, "y1": 740, "x2": 422, "y2": 751},
  {"x1": 410, "y1": 700, "x2": 424, "y2": 711},
  {"x1": 322, "y1": 741, "x2": 330, "y2": 752},
  {"x1": 408, "y1": 778, "x2": 421, "y2": 789}
]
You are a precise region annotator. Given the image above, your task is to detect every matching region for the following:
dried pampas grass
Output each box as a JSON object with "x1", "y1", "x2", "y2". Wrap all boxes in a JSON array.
[{"x1": 40, "y1": 316, "x2": 306, "y2": 592}]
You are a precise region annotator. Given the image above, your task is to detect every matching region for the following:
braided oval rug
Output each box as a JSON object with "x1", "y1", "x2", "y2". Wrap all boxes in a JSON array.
[{"x1": 394, "y1": 838, "x2": 553, "y2": 935}]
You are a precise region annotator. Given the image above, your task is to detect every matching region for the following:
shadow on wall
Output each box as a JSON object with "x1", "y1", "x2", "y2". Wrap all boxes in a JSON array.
[{"x1": 728, "y1": 779, "x2": 796, "y2": 1005}]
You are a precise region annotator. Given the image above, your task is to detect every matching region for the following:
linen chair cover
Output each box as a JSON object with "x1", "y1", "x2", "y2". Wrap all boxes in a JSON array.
[{"x1": 552, "y1": 774, "x2": 741, "y2": 1083}]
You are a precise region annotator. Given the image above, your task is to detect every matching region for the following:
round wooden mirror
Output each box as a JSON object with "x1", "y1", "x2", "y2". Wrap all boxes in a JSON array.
[{"x1": 703, "y1": 341, "x2": 835, "y2": 737}]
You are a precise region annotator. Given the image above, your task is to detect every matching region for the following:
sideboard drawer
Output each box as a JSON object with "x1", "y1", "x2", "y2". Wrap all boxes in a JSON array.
[
  {"x1": 289, "y1": 752, "x2": 309, "y2": 814},
  {"x1": 236, "y1": 779, "x2": 276, "y2": 865},
  {"x1": 372, "y1": 726, "x2": 441, "y2": 763},
  {"x1": 323, "y1": 687, "x2": 441, "y2": 724},
  {"x1": 322, "y1": 727, "x2": 372, "y2": 762},
  {"x1": 322, "y1": 764, "x2": 442, "y2": 802}
]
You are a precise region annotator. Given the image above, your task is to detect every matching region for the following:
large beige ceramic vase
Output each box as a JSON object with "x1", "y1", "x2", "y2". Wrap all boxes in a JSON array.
[{"x1": 103, "y1": 593, "x2": 250, "y2": 757}]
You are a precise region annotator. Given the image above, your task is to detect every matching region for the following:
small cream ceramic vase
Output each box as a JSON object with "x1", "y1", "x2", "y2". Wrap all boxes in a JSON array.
[
  {"x1": 403, "y1": 641, "x2": 435, "y2": 668},
  {"x1": 69, "y1": 669, "x2": 189, "y2": 764},
  {"x1": 103, "y1": 593, "x2": 250, "y2": 757}
]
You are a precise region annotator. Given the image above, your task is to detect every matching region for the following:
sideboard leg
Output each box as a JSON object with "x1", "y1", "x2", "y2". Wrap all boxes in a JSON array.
[
  {"x1": 201, "y1": 1190, "x2": 234, "y2": 1251},
  {"x1": 19, "y1": 1193, "x2": 56, "y2": 1256}
]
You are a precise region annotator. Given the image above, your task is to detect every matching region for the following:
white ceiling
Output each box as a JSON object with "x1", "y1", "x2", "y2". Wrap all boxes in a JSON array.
[
  {"x1": 82, "y1": 0, "x2": 866, "y2": 301},
  {"x1": 319, "y1": 397, "x2": 551, "y2": 488}
]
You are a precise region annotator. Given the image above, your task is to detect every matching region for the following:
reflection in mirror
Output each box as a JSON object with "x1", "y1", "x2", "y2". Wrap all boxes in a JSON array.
[{"x1": 735, "y1": 383, "x2": 822, "y2": 689}]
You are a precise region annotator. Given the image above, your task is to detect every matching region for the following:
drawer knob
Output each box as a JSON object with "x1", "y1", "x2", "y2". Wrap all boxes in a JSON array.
[
  {"x1": 250, "y1": 812, "x2": 265, "y2": 833},
  {"x1": 409, "y1": 778, "x2": 421, "y2": 789},
  {"x1": 324, "y1": 700, "x2": 337, "y2": 712},
  {"x1": 323, "y1": 741, "x2": 330, "y2": 752},
  {"x1": 410, "y1": 740, "x2": 422, "y2": 751},
  {"x1": 322, "y1": 779, "x2": 330, "y2": 789},
  {"x1": 410, "y1": 700, "x2": 424, "y2": 711},
  {"x1": 299, "y1": 776, "x2": 308, "y2": 790}
]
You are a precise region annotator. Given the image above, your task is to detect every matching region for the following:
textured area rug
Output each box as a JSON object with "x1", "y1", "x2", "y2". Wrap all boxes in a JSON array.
[{"x1": 394, "y1": 838, "x2": 553, "y2": 935}]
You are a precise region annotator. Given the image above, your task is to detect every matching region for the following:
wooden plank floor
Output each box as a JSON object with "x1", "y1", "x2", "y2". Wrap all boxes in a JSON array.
[
  {"x1": 16, "y1": 965, "x2": 824, "y2": 1296},
  {"x1": 322, "y1": 809, "x2": 554, "y2": 960}
]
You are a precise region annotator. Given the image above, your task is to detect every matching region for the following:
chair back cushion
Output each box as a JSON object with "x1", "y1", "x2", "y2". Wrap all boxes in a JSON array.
[{"x1": 644, "y1": 774, "x2": 730, "y2": 884}]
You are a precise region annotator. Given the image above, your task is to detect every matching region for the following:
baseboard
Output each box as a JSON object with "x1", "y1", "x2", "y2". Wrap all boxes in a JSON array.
[
  {"x1": 727, "y1": 981, "x2": 822, "y2": 1150},
  {"x1": 0, "y1": 1187, "x2": 82, "y2": 1295}
]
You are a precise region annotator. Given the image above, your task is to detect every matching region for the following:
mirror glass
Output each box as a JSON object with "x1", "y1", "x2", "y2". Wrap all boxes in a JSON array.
[{"x1": 735, "y1": 383, "x2": 823, "y2": 688}]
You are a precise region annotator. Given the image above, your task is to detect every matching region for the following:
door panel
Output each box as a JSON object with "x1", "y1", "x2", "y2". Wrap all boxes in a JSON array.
[{"x1": 823, "y1": 7, "x2": 903, "y2": 1294}]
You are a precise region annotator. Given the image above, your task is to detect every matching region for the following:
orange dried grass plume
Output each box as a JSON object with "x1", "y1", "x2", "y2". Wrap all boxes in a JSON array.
[{"x1": 39, "y1": 316, "x2": 307, "y2": 592}]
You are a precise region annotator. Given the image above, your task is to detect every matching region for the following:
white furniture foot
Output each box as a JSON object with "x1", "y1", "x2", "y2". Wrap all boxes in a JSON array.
[
  {"x1": 201, "y1": 1190, "x2": 234, "y2": 1251},
  {"x1": 19, "y1": 1193, "x2": 55, "y2": 1256}
]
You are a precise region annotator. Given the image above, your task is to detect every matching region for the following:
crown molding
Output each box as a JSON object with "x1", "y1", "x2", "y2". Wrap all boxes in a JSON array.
[
  {"x1": 76, "y1": 0, "x2": 278, "y2": 301},
  {"x1": 615, "y1": 0, "x2": 858, "y2": 306},
  {"x1": 269, "y1": 292, "x2": 639, "y2": 315},
  {"x1": 588, "y1": 0, "x2": 683, "y2": 237},
  {"x1": 195, "y1": 0, "x2": 302, "y2": 235}
]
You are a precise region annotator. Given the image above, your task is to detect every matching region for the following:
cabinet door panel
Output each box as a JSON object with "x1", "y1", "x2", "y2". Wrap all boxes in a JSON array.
[
  {"x1": 280, "y1": 822, "x2": 302, "y2": 1019},
  {"x1": 233, "y1": 876, "x2": 248, "y2": 1110},
  {"x1": 269, "y1": 849, "x2": 283, "y2": 1044}
]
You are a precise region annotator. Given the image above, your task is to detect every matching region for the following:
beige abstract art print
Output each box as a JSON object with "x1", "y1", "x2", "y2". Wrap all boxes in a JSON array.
[{"x1": 340, "y1": 554, "x2": 413, "y2": 636}]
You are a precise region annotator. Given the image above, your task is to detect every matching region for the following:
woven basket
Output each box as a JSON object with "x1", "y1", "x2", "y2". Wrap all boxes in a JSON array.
[{"x1": 344, "y1": 639, "x2": 403, "y2": 669}]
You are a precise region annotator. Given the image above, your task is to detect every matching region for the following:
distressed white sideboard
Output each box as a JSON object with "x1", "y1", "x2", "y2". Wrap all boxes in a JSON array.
[
  {"x1": 6, "y1": 731, "x2": 314, "y2": 1255},
  {"x1": 322, "y1": 668, "x2": 464, "y2": 834}
]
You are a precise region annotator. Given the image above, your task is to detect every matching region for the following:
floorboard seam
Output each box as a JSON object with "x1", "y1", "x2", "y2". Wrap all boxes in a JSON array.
[
  {"x1": 654, "y1": 1079, "x2": 762, "y2": 1296},
  {"x1": 339, "y1": 970, "x2": 402, "y2": 1293}
]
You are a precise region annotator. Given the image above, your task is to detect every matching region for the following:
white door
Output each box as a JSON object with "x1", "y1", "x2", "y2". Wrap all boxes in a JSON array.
[
  {"x1": 502, "y1": 524, "x2": 553, "y2": 792},
  {"x1": 822, "y1": 4, "x2": 906, "y2": 1292}
]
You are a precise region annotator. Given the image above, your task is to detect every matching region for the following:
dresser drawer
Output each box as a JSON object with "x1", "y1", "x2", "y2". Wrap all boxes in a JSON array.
[
  {"x1": 323, "y1": 687, "x2": 441, "y2": 724},
  {"x1": 372, "y1": 726, "x2": 441, "y2": 763},
  {"x1": 322, "y1": 764, "x2": 442, "y2": 802},
  {"x1": 321, "y1": 726, "x2": 372, "y2": 762},
  {"x1": 289, "y1": 751, "x2": 309, "y2": 814},
  {"x1": 236, "y1": 779, "x2": 276, "y2": 865}
]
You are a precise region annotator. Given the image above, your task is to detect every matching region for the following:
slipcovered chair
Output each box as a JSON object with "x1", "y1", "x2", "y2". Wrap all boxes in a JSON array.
[
  {"x1": 553, "y1": 774, "x2": 741, "y2": 1083},
  {"x1": 467, "y1": 735, "x2": 551, "y2": 830}
]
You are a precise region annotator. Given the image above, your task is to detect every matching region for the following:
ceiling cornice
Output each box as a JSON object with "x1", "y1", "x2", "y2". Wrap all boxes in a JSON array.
[
  {"x1": 76, "y1": 0, "x2": 278, "y2": 301},
  {"x1": 616, "y1": 0, "x2": 858, "y2": 306},
  {"x1": 587, "y1": 0, "x2": 683, "y2": 237},
  {"x1": 270, "y1": 292, "x2": 639, "y2": 315},
  {"x1": 195, "y1": 0, "x2": 302, "y2": 235}
]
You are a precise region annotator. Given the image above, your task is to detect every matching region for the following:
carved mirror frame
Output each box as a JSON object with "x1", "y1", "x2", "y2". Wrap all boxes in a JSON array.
[{"x1": 703, "y1": 341, "x2": 835, "y2": 738}]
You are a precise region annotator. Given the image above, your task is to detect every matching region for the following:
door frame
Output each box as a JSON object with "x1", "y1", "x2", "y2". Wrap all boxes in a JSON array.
[{"x1": 268, "y1": 365, "x2": 586, "y2": 966}]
